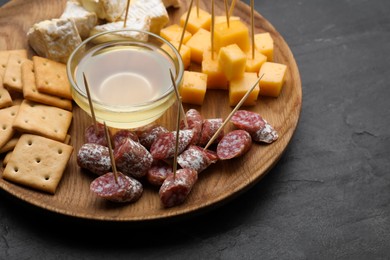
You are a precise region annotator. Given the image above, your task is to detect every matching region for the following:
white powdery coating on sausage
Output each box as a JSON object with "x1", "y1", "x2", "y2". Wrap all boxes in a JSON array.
[
  {"x1": 77, "y1": 143, "x2": 111, "y2": 175},
  {"x1": 231, "y1": 110, "x2": 263, "y2": 130},
  {"x1": 177, "y1": 147, "x2": 206, "y2": 173},
  {"x1": 217, "y1": 130, "x2": 251, "y2": 160},
  {"x1": 151, "y1": 130, "x2": 194, "y2": 159},
  {"x1": 253, "y1": 120, "x2": 278, "y2": 143}
]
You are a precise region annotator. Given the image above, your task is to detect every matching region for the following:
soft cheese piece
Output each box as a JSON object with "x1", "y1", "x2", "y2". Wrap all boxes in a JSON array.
[
  {"x1": 162, "y1": 0, "x2": 181, "y2": 8},
  {"x1": 80, "y1": 0, "x2": 126, "y2": 22},
  {"x1": 89, "y1": 17, "x2": 151, "y2": 42},
  {"x1": 60, "y1": 0, "x2": 98, "y2": 39},
  {"x1": 122, "y1": 0, "x2": 169, "y2": 35},
  {"x1": 27, "y1": 19, "x2": 82, "y2": 64}
]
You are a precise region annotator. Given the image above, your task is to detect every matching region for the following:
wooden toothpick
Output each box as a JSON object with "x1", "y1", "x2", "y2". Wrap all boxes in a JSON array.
[
  {"x1": 251, "y1": 0, "x2": 255, "y2": 59},
  {"x1": 83, "y1": 73, "x2": 98, "y2": 134},
  {"x1": 224, "y1": 0, "x2": 230, "y2": 28},
  {"x1": 229, "y1": 0, "x2": 237, "y2": 17},
  {"x1": 123, "y1": 0, "x2": 131, "y2": 28},
  {"x1": 196, "y1": 0, "x2": 199, "y2": 17},
  {"x1": 203, "y1": 74, "x2": 264, "y2": 150},
  {"x1": 178, "y1": 0, "x2": 194, "y2": 52},
  {"x1": 211, "y1": 0, "x2": 215, "y2": 60},
  {"x1": 103, "y1": 122, "x2": 118, "y2": 184},
  {"x1": 169, "y1": 69, "x2": 188, "y2": 128}
]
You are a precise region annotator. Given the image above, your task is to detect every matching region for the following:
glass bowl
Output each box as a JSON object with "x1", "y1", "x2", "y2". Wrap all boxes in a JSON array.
[{"x1": 67, "y1": 29, "x2": 184, "y2": 129}]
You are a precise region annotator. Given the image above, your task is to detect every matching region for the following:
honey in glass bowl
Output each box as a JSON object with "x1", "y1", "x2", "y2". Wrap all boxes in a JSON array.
[{"x1": 67, "y1": 29, "x2": 184, "y2": 129}]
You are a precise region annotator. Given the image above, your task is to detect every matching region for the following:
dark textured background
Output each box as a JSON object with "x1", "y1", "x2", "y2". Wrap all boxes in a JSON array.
[{"x1": 1, "y1": 0, "x2": 390, "y2": 259}]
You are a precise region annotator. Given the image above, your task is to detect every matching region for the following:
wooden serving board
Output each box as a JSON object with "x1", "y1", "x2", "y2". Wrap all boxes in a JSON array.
[{"x1": 0, "y1": 0, "x2": 302, "y2": 221}]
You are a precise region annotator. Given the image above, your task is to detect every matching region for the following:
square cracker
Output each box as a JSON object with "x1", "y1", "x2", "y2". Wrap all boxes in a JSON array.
[
  {"x1": 33, "y1": 56, "x2": 72, "y2": 100},
  {"x1": 0, "y1": 105, "x2": 19, "y2": 148},
  {"x1": 0, "y1": 86, "x2": 13, "y2": 109},
  {"x1": 3, "y1": 53, "x2": 28, "y2": 93},
  {"x1": 12, "y1": 99, "x2": 72, "y2": 142},
  {"x1": 22, "y1": 60, "x2": 72, "y2": 111},
  {"x1": 0, "y1": 49, "x2": 27, "y2": 78},
  {"x1": 2, "y1": 134, "x2": 73, "y2": 194}
]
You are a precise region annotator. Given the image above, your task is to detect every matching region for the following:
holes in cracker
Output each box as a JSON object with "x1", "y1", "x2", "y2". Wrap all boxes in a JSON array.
[
  {"x1": 13, "y1": 166, "x2": 19, "y2": 173},
  {"x1": 44, "y1": 175, "x2": 50, "y2": 181},
  {"x1": 45, "y1": 81, "x2": 49, "y2": 85},
  {"x1": 12, "y1": 77, "x2": 16, "y2": 82},
  {"x1": 27, "y1": 139, "x2": 33, "y2": 146},
  {"x1": 56, "y1": 74, "x2": 61, "y2": 79},
  {"x1": 58, "y1": 148, "x2": 63, "y2": 154},
  {"x1": 58, "y1": 113, "x2": 63, "y2": 117},
  {"x1": 54, "y1": 129, "x2": 58, "y2": 133},
  {"x1": 1, "y1": 64, "x2": 5, "y2": 68},
  {"x1": 41, "y1": 116, "x2": 46, "y2": 120},
  {"x1": 1, "y1": 124, "x2": 7, "y2": 130},
  {"x1": 35, "y1": 157, "x2": 41, "y2": 163},
  {"x1": 17, "y1": 59, "x2": 22, "y2": 64},
  {"x1": 24, "y1": 119, "x2": 29, "y2": 124},
  {"x1": 10, "y1": 111, "x2": 16, "y2": 116}
]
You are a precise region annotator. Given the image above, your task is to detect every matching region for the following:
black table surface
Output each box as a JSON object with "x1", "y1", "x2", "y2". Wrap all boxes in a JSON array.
[{"x1": 1, "y1": 0, "x2": 389, "y2": 259}]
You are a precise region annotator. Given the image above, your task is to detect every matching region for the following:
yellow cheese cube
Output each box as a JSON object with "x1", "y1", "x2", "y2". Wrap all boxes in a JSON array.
[
  {"x1": 180, "y1": 7, "x2": 211, "y2": 34},
  {"x1": 254, "y1": 32, "x2": 274, "y2": 61},
  {"x1": 160, "y1": 24, "x2": 192, "y2": 44},
  {"x1": 202, "y1": 49, "x2": 228, "y2": 90},
  {"x1": 170, "y1": 41, "x2": 191, "y2": 69},
  {"x1": 185, "y1": 28, "x2": 211, "y2": 64},
  {"x1": 218, "y1": 44, "x2": 247, "y2": 80},
  {"x1": 229, "y1": 72, "x2": 259, "y2": 106},
  {"x1": 258, "y1": 62, "x2": 287, "y2": 97},
  {"x1": 180, "y1": 70, "x2": 208, "y2": 105},
  {"x1": 214, "y1": 20, "x2": 250, "y2": 52},
  {"x1": 214, "y1": 16, "x2": 240, "y2": 24},
  {"x1": 245, "y1": 48, "x2": 267, "y2": 73}
]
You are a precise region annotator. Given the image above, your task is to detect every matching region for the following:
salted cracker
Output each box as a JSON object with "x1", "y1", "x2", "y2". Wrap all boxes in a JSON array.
[
  {"x1": 22, "y1": 60, "x2": 72, "y2": 111},
  {"x1": 33, "y1": 56, "x2": 72, "y2": 100},
  {"x1": 0, "y1": 134, "x2": 20, "y2": 154},
  {"x1": 2, "y1": 134, "x2": 73, "y2": 194},
  {"x1": 0, "y1": 49, "x2": 27, "y2": 78},
  {"x1": 3, "y1": 53, "x2": 29, "y2": 93},
  {"x1": 0, "y1": 87, "x2": 13, "y2": 109},
  {"x1": 0, "y1": 105, "x2": 19, "y2": 148},
  {"x1": 12, "y1": 100, "x2": 72, "y2": 142}
]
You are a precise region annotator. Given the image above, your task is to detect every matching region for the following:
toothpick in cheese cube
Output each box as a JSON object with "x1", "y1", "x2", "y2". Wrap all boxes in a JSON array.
[
  {"x1": 160, "y1": 24, "x2": 192, "y2": 44},
  {"x1": 258, "y1": 62, "x2": 287, "y2": 97},
  {"x1": 179, "y1": 7, "x2": 211, "y2": 34},
  {"x1": 229, "y1": 72, "x2": 260, "y2": 106},
  {"x1": 201, "y1": 49, "x2": 228, "y2": 90},
  {"x1": 245, "y1": 48, "x2": 267, "y2": 73},
  {"x1": 213, "y1": 20, "x2": 250, "y2": 52}
]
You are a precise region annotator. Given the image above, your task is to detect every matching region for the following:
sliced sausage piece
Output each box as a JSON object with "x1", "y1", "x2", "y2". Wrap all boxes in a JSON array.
[
  {"x1": 146, "y1": 161, "x2": 173, "y2": 186},
  {"x1": 251, "y1": 119, "x2": 279, "y2": 143},
  {"x1": 177, "y1": 145, "x2": 218, "y2": 173},
  {"x1": 150, "y1": 129, "x2": 194, "y2": 160},
  {"x1": 137, "y1": 124, "x2": 169, "y2": 149},
  {"x1": 84, "y1": 123, "x2": 108, "y2": 146},
  {"x1": 90, "y1": 171, "x2": 143, "y2": 203},
  {"x1": 77, "y1": 143, "x2": 111, "y2": 175},
  {"x1": 112, "y1": 129, "x2": 139, "y2": 148},
  {"x1": 217, "y1": 130, "x2": 252, "y2": 160},
  {"x1": 230, "y1": 110, "x2": 278, "y2": 143},
  {"x1": 114, "y1": 138, "x2": 153, "y2": 179},
  {"x1": 198, "y1": 118, "x2": 224, "y2": 147},
  {"x1": 180, "y1": 109, "x2": 203, "y2": 145},
  {"x1": 159, "y1": 168, "x2": 198, "y2": 208},
  {"x1": 230, "y1": 110, "x2": 265, "y2": 133}
]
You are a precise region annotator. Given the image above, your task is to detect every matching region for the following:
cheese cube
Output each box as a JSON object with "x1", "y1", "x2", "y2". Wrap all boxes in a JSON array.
[
  {"x1": 214, "y1": 15, "x2": 240, "y2": 24},
  {"x1": 202, "y1": 49, "x2": 228, "y2": 90},
  {"x1": 218, "y1": 44, "x2": 247, "y2": 81},
  {"x1": 245, "y1": 48, "x2": 267, "y2": 73},
  {"x1": 254, "y1": 32, "x2": 274, "y2": 61},
  {"x1": 185, "y1": 28, "x2": 210, "y2": 64},
  {"x1": 180, "y1": 71, "x2": 207, "y2": 105},
  {"x1": 180, "y1": 7, "x2": 211, "y2": 34},
  {"x1": 258, "y1": 62, "x2": 287, "y2": 97},
  {"x1": 160, "y1": 24, "x2": 192, "y2": 44},
  {"x1": 214, "y1": 20, "x2": 250, "y2": 52},
  {"x1": 229, "y1": 72, "x2": 259, "y2": 106},
  {"x1": 170, "y1": 41, "x2": 191, "y2": 69}
]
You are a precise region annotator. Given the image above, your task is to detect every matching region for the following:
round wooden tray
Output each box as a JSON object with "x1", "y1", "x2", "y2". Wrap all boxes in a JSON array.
[{"x1": 0, "y1": 0, "x2": 302, "y2": 222}]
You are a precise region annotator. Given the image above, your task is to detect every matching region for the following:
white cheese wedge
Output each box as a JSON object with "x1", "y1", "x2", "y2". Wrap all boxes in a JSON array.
[
  {"x1": 89, "y1": 16, "x2": 151, "y2": 43},
  {"x1": 162, "y1": 0, "x2": 181, "y2": 8},
  {"x1": 122, "y1": 0, "x2": 169, "y2": 35},
  {"x1": 80, "y1": 0, "x2": 126, "y2": 22},
  {"x1": 27, "y1": 18, "x2": 82, "y2": 63},
  {"x1": 60, "y1": 0, "x2": 98, "y2": 39}
]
